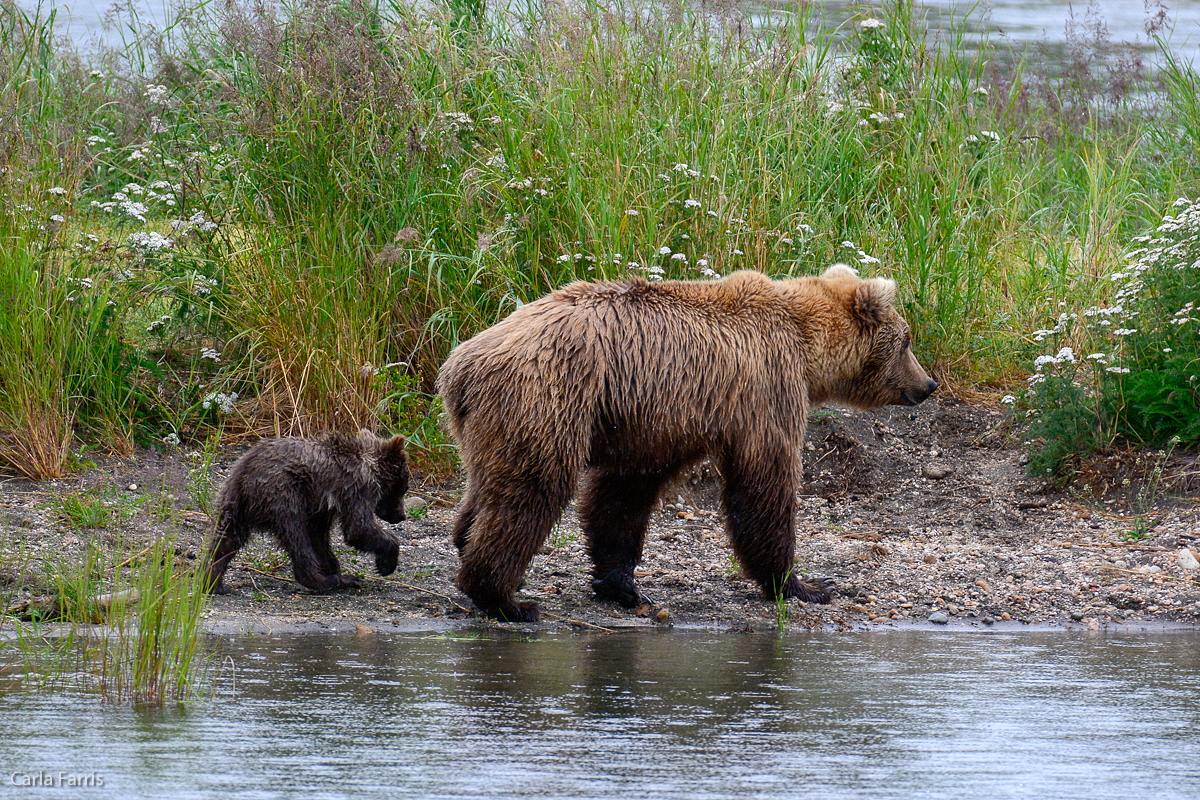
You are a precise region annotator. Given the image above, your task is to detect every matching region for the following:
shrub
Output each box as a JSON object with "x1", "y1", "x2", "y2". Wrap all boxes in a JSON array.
[{"x1": 1013, "y1": 197, "x2": 1200, "y2": 479}]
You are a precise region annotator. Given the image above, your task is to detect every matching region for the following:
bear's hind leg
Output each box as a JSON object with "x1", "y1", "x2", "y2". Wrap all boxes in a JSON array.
[
  {"x1": 721, "y1": 449, "x2": 834, "y2": 605},
  {"x1": 204, "y1": 508, "x2": 251, "y2": 594},
  {"x1": 451, "y1": 484, "x2": 478, "y2": 554},
  {"x1": 579, "y1": 468, "x2": 672, "y2": 608},
  {"x1": 276, "y1": 510, "x2": 357, "y2": 593},
  {"x1": 457, "y1": 478, "x2": 571, "y2": 622}
]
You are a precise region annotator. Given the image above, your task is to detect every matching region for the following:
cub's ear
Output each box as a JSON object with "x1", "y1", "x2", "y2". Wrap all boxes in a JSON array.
[
  {"x1": 821, "y1": 263, "x2": 859, "y2": 281},
  {"x1": 381, "y1": 434, "x2": 408, "y2": 459},
  {"x1": 852, "y1": 277, "x2": 897, "y2": 327}
]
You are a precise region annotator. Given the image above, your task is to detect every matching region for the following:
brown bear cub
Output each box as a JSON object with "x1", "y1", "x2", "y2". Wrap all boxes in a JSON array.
[
  {"x1": 204, "y1": 430, "x2": 410, "y2": 594},
  {"x1": 437, "y1": 265, "x2": 937, "y2": 622}
]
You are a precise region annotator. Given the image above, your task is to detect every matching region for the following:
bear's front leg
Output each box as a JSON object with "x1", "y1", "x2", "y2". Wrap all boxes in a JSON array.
[
  {"x1": 721, "y1": 448, "x2": 836, "y2": 606},
  {"x1": 340, "y1": 507, "x2": 401, "y2": 577}
]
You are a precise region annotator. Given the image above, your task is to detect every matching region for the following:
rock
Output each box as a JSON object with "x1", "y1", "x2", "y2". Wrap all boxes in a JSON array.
[
  {"x1": 929, "y1": 611, "x2": 950, "y2": 624},
  {"x1": 1136, "y1": 565, "x2": 1162, "y2": 575},
  {"x1": 1178, "y1": 549, "x2": 1200, "y2": 572},
  {"x1": 403, "y1": 496, "x2": 429, "y2": 516},
  {"x1": 354, "y1": 624, "x2": 373, "y2": 637},
  {"x1": 922, "y1": 463, "x2": 953, "y2": 480}
]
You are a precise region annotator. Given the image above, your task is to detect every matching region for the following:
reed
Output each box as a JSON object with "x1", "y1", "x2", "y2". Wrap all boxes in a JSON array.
[{"x1": 4, "y1": 535, "x2": 214, "y2": 705}]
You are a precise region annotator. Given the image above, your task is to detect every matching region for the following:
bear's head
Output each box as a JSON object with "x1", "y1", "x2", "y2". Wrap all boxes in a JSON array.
[
  {"x1": 807, "y1": 264, "x2": 938, "y2": 409},
  {"x1": 371, "y1": 433, "x2": 410, "y2": 524}
]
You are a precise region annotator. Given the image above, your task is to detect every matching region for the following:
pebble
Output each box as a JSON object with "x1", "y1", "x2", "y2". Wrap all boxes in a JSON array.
[
  {"x1": 404, "y1": 496, "x2": 429, "y2": 516},
  {"x1": 928, "y1": 611, "x2": 950, "y2": 624},
  {"x1": 1178, "y1": 549, "x2": 1200, "y2": 572},
  {"x1": 127, "y1": 483, "x2": 138, "y2": 492}
]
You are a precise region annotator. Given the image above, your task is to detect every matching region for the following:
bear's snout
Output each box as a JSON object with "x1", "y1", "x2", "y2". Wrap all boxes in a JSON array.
[{"x1": 901, "y1": 377, "x2": 938, "y2": 406}]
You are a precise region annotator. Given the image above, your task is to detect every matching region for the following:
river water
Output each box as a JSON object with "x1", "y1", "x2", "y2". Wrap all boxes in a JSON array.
[
  {"x1": 3, "y1": 627, "x2": 1199, "y2": 798},
  {"x1": 18, "y1": 0, "x2": 1200, "y2": 65}
]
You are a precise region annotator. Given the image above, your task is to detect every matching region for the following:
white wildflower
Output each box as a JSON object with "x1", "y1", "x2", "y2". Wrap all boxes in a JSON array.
[
  {"x1": 48, "y1": 186, "x2": 67, "y2": 195},
  {"x1": 128, "y1": 231, "x2": 174, "y2": 250},
  {"x1": 1000, "y1": 394, "x2": 1016, "y2": 404},
  {"x1": 658, "y1": 246, "x2": 672, "y2": 256},
  {"x1": 200, "y1": 347, "x2": 220, "y2": 362},
  {"x1": 201, "y1": 391, "x2": 238, "y2": 414},
  {"x1": 859, "y1": 18, "x2": 885, "y2": 30},
  {"x1": 162, "y1": 432, "x2": 180, "y2": 447},
  {"x1": 683, "y1": 198, "x2": 702, "y2": 210}
]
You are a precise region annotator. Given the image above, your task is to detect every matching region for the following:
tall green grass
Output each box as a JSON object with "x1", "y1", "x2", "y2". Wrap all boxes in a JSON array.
[
  {"x1": 5, "y1": 535, "x2": 213, "y2": 705},
  {"x1": 2, "y1": 0, "x2": 1198, "y2": 473}
]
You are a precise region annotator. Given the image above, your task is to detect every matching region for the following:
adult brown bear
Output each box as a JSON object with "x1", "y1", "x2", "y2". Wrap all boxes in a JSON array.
[
  {"x1": 204, "y1": 430, "x2": 409, "y2": 594},
  {"x1": 438, "y1": 265, "x2": 937, "y2": 621}
]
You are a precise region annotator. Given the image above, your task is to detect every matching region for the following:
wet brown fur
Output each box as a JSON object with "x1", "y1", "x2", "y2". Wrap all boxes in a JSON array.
[
  {"x1": 437, "y1": 266, "x2": 937, "y2": 621},
  {"x1": 205, "y1": 430, "x2": 410, "y2": 594}
]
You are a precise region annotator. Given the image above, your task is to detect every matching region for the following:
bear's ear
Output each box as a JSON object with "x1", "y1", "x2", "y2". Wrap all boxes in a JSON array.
[
  {"x1": 851, "y1": 277, "x2": 897, "y2": 327},
  {"x1": 821, "y1": 263, "x2": 859, "y2": 281}
]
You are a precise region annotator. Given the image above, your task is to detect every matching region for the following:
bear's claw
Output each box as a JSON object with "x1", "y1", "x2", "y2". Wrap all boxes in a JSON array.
[
  {"x1": 780, "y1": 574, "x2": 835, "y2": 604},
  {"x1": 591, "y1": 568, "x2": 651, "y2": 609}
]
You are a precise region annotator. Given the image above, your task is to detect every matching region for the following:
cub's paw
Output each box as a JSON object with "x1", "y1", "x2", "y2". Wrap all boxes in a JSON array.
[
  {"x1": 313, "y1": 574, "x2": 364, "y2": 593},
  {"x1": 375, "y1": 540, "x2": 399, "y2": 576}
]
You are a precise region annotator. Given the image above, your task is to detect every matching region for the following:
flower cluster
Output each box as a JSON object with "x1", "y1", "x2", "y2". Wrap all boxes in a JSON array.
[
  {"x1": 201, "y1": 391, "x2": 238, "y2": 414},
  {"x1": 1015, "y1": 197, "x2": 1200, "y2": 476}
]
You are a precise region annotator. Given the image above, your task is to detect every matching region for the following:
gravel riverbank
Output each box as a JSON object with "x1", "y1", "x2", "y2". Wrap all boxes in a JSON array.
[{"x1": 2, "y1": 398, "x2": 1198, "y2": 633}]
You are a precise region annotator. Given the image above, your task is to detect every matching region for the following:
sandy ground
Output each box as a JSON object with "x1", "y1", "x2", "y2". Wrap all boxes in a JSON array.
[{"x1": 2, "y1": 398, "x2": 1198, "y2": 634}]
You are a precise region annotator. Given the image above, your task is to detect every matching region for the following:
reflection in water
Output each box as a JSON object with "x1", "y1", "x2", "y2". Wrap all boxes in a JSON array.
[{"x1": 1, "y1": 629, "x2": 1199, "y2": 798}]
